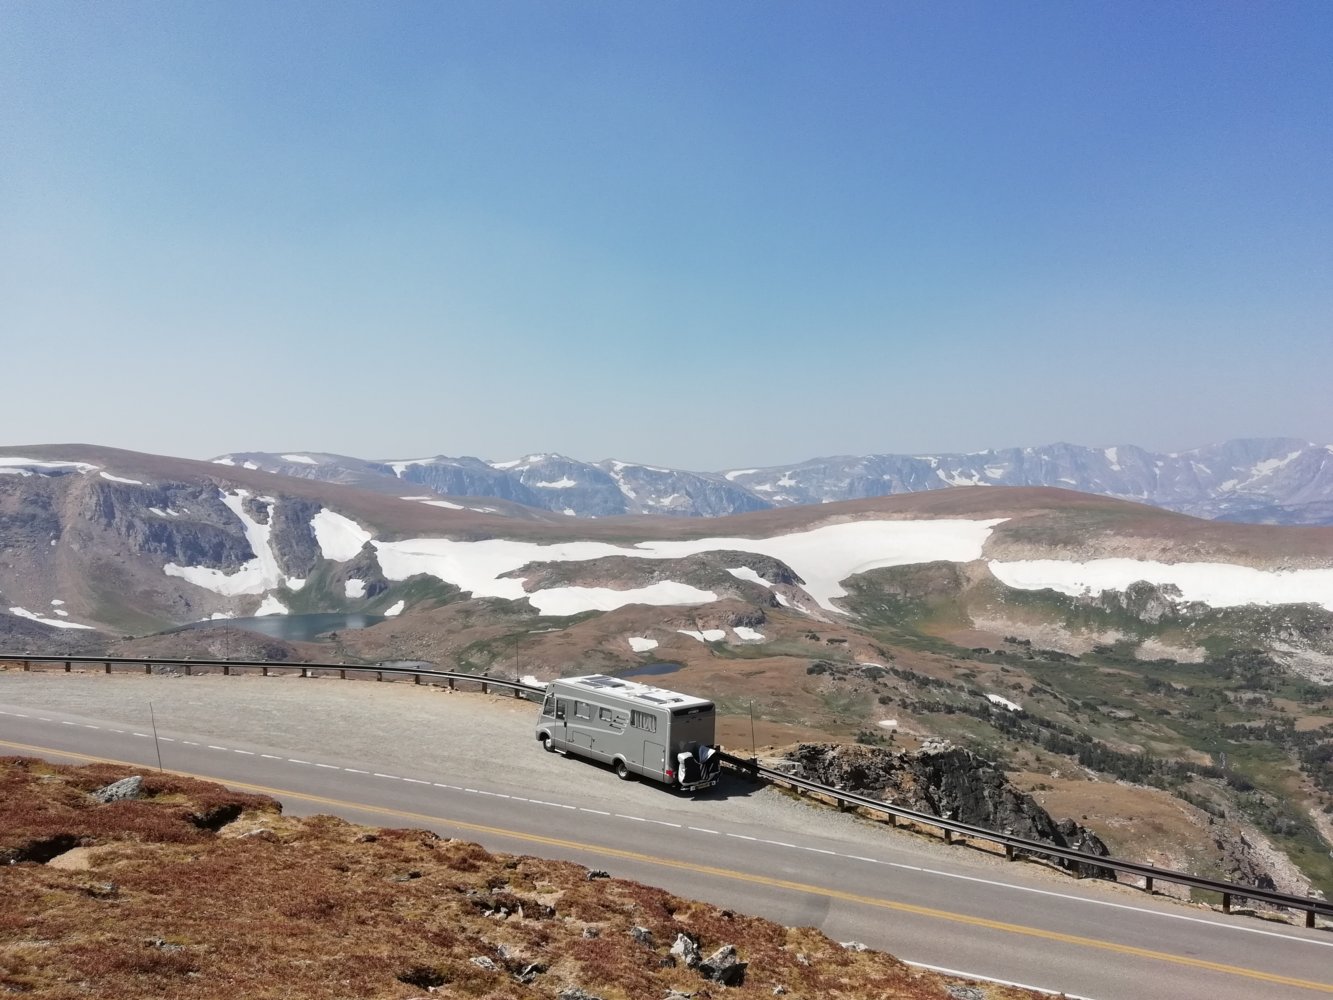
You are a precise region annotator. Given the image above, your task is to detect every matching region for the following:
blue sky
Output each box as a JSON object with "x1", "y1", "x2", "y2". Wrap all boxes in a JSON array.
[{"x1": 3, "y1": 2, "x2": 1330, "y2": 469}]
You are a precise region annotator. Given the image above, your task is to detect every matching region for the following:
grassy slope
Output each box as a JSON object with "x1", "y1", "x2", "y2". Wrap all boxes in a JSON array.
[{"x1": 0, "y1": 757, "x2": 1039, "y2": 1000}]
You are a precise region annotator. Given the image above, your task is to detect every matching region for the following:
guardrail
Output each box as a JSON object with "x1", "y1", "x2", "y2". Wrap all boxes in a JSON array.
[
  {"x1": 5, "y1": 651, "x2": 1330, "y2": 929},
  {"x1": 715, "y1": 751, "x2": 1333, "y2": 928},
  {"x1": 0, "y1": 653, "x2": 544, "y2": 698}
]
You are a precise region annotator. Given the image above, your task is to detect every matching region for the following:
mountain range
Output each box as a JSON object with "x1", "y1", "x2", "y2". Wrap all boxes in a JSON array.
[{"x1": 214, "y1": 437, "x2": 1333, "y2": 525}]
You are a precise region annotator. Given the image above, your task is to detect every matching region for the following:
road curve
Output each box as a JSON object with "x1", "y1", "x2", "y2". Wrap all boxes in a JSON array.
[{"x1": 2, "y1": 687, "x2": 1331, "y2": 1000}]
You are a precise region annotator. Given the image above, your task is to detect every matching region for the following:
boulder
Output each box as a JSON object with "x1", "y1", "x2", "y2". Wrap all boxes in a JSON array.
[
  {"x1": 698, "y1": 944, "x2": 746, "y2": 986},
  {"x1": 90, "y1": 776, "x2": 143, "y2": 804},
  {"x1": 670, "y1": 933, "x2": 701, "y2": 968}
]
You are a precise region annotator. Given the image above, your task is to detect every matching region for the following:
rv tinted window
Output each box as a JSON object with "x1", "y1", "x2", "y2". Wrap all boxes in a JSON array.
[
  {"x1": 598, "y1": 706, "x2": 613, "y2": 722},
  {"x1": 630, "y1": 710, "x2": 656, "y2": 733},
  {"x1": 575, "y1": 701, "x2": 591, "y2": 719}
]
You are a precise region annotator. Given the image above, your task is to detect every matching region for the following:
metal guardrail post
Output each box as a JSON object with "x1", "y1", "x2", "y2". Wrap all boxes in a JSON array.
[
  {"x1": 1308, "y1": 910, "x2": 1316, "y2": 928},
  {"x1": 482, "y1": 681, "x2": 489, "y2": 694},
  {"x1": 144, "y1": 663, "x2": 150, "y2": 674},
  {"x1": 1222, "y1": 892, "x2": 1231, "y2": 914},
  {"x1": 64, "y1": 661, "x2": 70, "y2": 672},
  {"x1": 449, "y1": 677, "x2": 455, "y2": 690},
  {"x1": 339, "y1": 669, "x2": 346, "y2": 680},
  {"x1": 1145, "y1": 864, "x2": 1154, "y2": 893},
  {"x1": 223, "y1": 665, "x2": 229, "y2": 676},
  {"x1": 104, "y1": 662, "x2": 111, "y2": 674}
]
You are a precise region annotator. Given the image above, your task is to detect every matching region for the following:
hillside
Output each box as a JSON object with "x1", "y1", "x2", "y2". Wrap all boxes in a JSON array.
[{"x1": 0, "y1": 756, "x2": 1039, "y2": 999}]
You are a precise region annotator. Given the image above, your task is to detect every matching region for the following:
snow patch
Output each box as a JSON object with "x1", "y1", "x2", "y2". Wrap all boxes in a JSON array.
[
  {"x1": 628, "y1": 636, "x2": 659, "y2": 652},
  {"x1": 725, "y1": 567, "x2": 771, "y2": 587},
  {"x1": 1104, "y1": 447, "x2": 1121, "y2": 471},
  {"x1": 8, "y1": 606, "x2": 95, "y2": 630},
  {"x1": 732, "y1": 626, "x2": 765, "y2": 641},
  {"x1": 387, "y1": 458, "x2": 436, "y2": 477},
  {"x1": 212, "y1": 457, "x2": 236, "y2": 466},
  {"x1": 535, "y1": 477, "x2": 578, "y2": 489},
  {"x1": 287, "y1": 577, "x2": 306, "y2": 592},
  {"x1": 530, "y1": 582, "x2": 717, "y2": 616},
  {"x1": 383, "y1": 600, "x2": 405, "y2": 617},
  {"x1": 50, "y1": 599, "x2": 64, "y2": 606},
  {"x1": 255, "y1": 593, "x2": 288, "y2": 616},
  {"x1": 99, "y1": 472, "x2": 145, "y2": 485},
  {"x1": 345, "y1": 579, "x2": 366, "y2": 599},
  {"x1": 724, "y1": 469, "x2": 757, "y2": 481},
  {"x1": 677, "y1": 628, "x2": 726, "y2": 643},
  {"x1": 281, "y1": 454, "x2": 319, "y2": 465},
  {"x1": 987, "y1": 693, "x2": 1022, "y2": 712},
  {"x1": 877, "y1": 719, "x2": 898, "y2": 729},
  {"x1": 0, "y1": 457, "x2": 99, "y2": 476},
  {"x1": 242, "y1": 461, "x2": 259, "y2": 470},
  {"x1": 164, "y1": 491, "x2": 286, "y2": 596},
  {"x1": 311, "y1": 509, "x2": 373, "y2": 561},
  {"x1": 420, "y1": 499, "x2": 465, "y2": 509},
  {"x1": 989, "y1": 558, "x2": 1333, "y2": 613}
]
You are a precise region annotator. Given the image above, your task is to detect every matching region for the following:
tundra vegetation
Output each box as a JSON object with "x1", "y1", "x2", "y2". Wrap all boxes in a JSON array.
[{"x1": 0, "y1": 757, "x2": 1042, "y2": 999}]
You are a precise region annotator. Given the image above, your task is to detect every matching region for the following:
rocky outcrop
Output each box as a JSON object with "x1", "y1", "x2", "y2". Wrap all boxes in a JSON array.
[{"x1": 781, "y1": 740, "x2": 1113, "y2": 878}]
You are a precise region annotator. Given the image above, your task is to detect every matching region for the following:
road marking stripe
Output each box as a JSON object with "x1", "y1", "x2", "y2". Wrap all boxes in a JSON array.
[
  {"x1": 233, "y1": 750, "x2": 254, "y2": 755},
  {"x1": 207, "y1": 745, "x2": 228, "y2": 751},
  {"x1": 344, "y1": 768, "x2": 368, "y2": 774},
  {"x1": 259, "y1": 754, "x2": 282, "y2": 760},
  {"x1": 907, "y1": 960, "x2": 1096, "y2": 999},
  {"x1": 689, "y1": 827, "x2": 719, "y2": 835}
]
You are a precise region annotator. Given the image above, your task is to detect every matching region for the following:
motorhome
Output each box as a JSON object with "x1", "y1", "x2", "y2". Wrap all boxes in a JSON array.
[{"x1": 535, "y1": 674, "x2": 721, "y2": 791}]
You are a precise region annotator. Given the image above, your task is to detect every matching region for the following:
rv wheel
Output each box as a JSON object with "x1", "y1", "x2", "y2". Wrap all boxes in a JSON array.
[
  {"x1": 615, "y1": 760, "x2": 632, "y2": 781},
  {"x1": 542, "y1": 734, "x2": 555, "y2": 753}
]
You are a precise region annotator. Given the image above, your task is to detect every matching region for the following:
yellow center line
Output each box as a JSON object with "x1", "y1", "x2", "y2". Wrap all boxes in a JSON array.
[{"x1": 4, "y1": 737, "x2": 1331, "y2": 994}]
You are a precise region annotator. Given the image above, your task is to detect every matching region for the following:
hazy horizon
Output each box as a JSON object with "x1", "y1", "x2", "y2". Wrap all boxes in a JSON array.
[{"x1": 4, "y1": 3, "x2": 1330, "y2": 469}]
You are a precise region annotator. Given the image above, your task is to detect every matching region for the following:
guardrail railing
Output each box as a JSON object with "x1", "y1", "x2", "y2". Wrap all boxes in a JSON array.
[
  {"x1": 5, "y1": 651, "x2": 1329, "y2": 929},
  {"x1": 0, "y1": 652, "x2": 544, "y2": 697}
]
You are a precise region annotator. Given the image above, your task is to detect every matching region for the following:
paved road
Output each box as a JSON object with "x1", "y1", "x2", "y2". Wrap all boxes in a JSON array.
[{"x1": 2, "y1": 681, "x2": 1332, "y2": 999}]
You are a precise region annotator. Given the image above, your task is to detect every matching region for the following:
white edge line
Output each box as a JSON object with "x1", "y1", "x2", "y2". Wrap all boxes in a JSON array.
[{"x1": 906, "y1": 959, "x2": 1097, "y2": 1000}]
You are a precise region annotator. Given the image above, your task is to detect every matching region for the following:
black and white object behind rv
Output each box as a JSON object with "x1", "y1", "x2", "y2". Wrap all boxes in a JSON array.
[{"x1": 535, "y1": 674, "x2": 721, "y2": 790}]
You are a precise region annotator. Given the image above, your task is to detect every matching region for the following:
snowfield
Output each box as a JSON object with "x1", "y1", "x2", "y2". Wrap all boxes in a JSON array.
[
  {"x1": 627, "y1": 636, "x2": 659, "y2": 652},
  {"x1": 309, "y1": 513, "x2": 1005, "y2": 618},
  {"x1": 0, "y1": 457, "x2": 99, "y2": 476},
  {"x1": 988, "y1": 559, "x2": 1333, "y2": 613}
]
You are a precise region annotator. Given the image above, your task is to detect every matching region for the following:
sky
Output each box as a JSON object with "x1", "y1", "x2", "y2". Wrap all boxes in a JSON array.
[{"x1": 2, "y1": 2, "x2": 1331, "y2": 470}]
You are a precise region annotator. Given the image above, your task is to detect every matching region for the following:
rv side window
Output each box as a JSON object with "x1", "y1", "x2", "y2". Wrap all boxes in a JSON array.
[
  {"x1": 575, "y1": 701, "x2": 592, "y2": 720},
  {"x1": 598, "y1": 706, "x2": 613, "y2": 723},
  {"x1": 630, "y1": 710, "x2": 656, "y2": 733}
]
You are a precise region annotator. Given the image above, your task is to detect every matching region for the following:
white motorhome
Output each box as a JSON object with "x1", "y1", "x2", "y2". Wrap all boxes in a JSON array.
[{"x1": 535, "y1": 674, "x2": 721, "y2": 791}]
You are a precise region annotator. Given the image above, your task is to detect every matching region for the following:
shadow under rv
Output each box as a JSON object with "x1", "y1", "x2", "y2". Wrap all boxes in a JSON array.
[{"x1": 536, "y1": 674, "x2": 722, "y2": 792}]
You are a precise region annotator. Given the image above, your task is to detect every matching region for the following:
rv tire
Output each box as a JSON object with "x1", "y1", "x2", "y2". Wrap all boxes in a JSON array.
[
  {"x1": 615, "y1": 760, "x2": 633, "y2": 781},
  {"x1": 541, "y1": 734, "x2": 556, "y2": 753}
]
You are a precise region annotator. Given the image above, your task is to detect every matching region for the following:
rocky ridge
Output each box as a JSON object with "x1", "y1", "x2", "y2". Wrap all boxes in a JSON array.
[{"x1": 777, "y1": 741, "x2": 1114, "y2": 878}]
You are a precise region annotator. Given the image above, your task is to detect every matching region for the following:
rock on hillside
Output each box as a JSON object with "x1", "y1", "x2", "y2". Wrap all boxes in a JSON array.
[{"x1": 781, "y1": 741, "x2": 1113, "y2": 878}]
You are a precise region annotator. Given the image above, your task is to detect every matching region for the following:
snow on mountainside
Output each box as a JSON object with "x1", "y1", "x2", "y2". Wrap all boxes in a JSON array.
[
  {"x1": 7, "y1": 444, "x2": 1333, "y2": 685},
  {"x1": 217, "y1": 438, "x2": 1333, "y2": 525}
]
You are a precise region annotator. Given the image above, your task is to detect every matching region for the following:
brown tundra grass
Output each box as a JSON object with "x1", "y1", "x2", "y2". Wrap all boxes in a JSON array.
[{"x1": 0, "y1": 756, "x2": 1041, "y2": 999}]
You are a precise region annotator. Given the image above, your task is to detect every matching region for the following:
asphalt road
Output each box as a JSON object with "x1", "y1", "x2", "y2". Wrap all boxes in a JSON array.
[{"x1": 2, "y1": 681, "x2": 1332, "y2": 999}]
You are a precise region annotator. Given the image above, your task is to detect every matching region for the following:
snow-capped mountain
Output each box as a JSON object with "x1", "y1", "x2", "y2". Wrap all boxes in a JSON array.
[{"x1": 216, "y1": 438, "x2": 1333, "y2": 525}]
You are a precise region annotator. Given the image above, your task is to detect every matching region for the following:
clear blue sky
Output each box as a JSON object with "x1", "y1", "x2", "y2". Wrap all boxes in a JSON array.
[{"x1": 3, "y1": 1, "x2": 1330, "y2": 469}]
